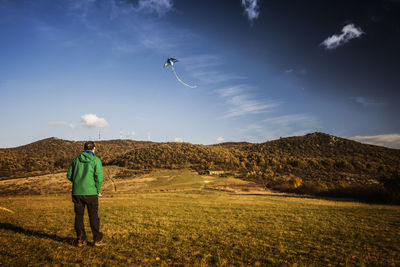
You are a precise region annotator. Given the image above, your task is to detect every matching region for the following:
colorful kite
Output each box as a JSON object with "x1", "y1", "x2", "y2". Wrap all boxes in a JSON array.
[{"x1": 164, "y1": 58, "x2": 197, "y2": 88}]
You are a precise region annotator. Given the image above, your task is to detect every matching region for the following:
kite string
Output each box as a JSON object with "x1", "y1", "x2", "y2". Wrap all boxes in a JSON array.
[{"x1": 171, "y1": 66, "x2": 197, "y2": 88}]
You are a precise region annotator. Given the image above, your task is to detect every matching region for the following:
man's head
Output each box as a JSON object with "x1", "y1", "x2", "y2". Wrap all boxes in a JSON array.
[{"x1": 84, "y1": 141, "x2": 96, "y2": 152}]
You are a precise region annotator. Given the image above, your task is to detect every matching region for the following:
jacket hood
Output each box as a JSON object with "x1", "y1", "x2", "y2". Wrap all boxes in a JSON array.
[{"x1": 78, "y1": 151, "x2": 95, "y2": 163}]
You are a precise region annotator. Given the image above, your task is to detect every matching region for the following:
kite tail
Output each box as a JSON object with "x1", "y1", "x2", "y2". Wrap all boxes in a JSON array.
[{"x1": 171, "y1": 66, "x2": 197, "y2": 88}]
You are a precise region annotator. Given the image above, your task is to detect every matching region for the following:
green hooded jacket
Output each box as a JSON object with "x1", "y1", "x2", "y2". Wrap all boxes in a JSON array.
[{"x1": 67, "y1": 151, "x2": 103, "y2": 195}]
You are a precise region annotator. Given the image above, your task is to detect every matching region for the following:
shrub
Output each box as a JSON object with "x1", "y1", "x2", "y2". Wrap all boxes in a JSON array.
[
  {"x1": 294, "y1": 182, "x2": 326, "y2": 195},
  {"x1": 380, "y1": 172, "x2": 400, "y2": 203},
  {"x1": 320, "y1": 184, "x2": 389, "y2": 203},
  {"x1": 291, "y1": 177, "x2": 302, "y2": 189}
]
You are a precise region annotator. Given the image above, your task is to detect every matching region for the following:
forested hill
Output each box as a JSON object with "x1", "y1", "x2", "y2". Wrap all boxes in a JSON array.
[
  {"x1": 0, "y1": 138, "x2": 151, "y2": 178},
  {"x1": 1, "y1": 133, "x2": 399, "y2": 202}
]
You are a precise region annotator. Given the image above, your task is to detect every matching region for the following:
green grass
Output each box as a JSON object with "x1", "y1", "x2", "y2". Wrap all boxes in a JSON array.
[{"x1": 1, "y1": 170, "x2": 399, "y2": 266}]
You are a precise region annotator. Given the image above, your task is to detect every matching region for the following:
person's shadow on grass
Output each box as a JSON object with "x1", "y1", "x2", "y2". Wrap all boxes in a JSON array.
[{"x1": 0, "y1": 222, "x2": 75, "y2": 245}]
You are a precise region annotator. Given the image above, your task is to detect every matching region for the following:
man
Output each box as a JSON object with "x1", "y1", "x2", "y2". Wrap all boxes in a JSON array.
[{"x1": 67, "y1": 141, "x2": 105, "y2": 247}]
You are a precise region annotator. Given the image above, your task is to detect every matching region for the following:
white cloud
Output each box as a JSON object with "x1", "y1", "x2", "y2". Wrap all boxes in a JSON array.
[
  {"x1": 352, "y1": 96, "x2": 383, "y2": 107},
  {"x1": 350, "y1": 134, "x2": 400, "y2": 149},
  {"x1": 80, "y1": 114, "x2": 108, "y2": 128},
  {"x1": 218, "y1": 86, "x2": 279, "y2": 118},
  {"x1": 241, "y1": 0, "x2": 260, "y2": 22},
  {"x1": 321, "y1": 24, "x2": 364, "y2": 49},
  {"x1": 216, "y1": 137, "x2": 225, "y2": 143},
  {"x1": 49, "y1": 121, "x2": 66, "y2": 126},
  {"x1": 240, "y1": 114, "x2": 321, "y2": 142},
  {"x1": 137, "y1": 0, "x2": 173, "y2": 16},
  {"x1": 173, "y1": 137, "x2": 184, "y2": 142},
  {"x1": 69, "y1": 123, "x2": 76, "y2": 129}
]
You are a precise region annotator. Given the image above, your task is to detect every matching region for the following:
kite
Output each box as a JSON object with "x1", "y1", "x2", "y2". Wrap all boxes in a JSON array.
[{"x1": 164, "y1": 57, "x2": 197, "y2": 88}]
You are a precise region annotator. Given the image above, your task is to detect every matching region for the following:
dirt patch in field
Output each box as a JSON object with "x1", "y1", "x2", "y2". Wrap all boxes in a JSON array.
[{"x1": 0, "y1": 173, "x2": 71, "y2": 195}]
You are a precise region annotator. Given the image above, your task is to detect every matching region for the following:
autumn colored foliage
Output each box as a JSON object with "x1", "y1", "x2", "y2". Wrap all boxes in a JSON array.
[{"x1": 1, "y1": 133, "x2": 399, "y2": 202}]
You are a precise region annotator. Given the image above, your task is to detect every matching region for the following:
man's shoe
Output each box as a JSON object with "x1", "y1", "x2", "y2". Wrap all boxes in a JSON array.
[
  {"x1": 93, "y1": 239, "x2": 107, "y2": 247},
  {"x1": 77, "y1": 240, "x2": 87, "y2": 247}
]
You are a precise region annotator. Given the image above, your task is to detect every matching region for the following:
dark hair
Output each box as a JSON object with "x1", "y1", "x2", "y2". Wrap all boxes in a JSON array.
[{"x1": 84, "y1": 141, "x2": 95, "y2": 151}]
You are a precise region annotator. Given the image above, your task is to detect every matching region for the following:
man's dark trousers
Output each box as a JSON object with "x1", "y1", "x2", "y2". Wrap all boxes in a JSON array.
[{"x1": 72, "y1": 195, "x2": 103, "y2": 242}]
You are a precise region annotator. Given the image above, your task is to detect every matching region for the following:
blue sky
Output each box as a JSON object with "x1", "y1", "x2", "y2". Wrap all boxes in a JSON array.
[{"x1": 1, "y1": 0, "x2": 399, "y2": 148}]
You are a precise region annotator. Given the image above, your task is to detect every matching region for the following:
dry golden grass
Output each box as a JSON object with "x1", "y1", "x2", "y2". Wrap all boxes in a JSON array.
[
  {"x1": 0, "y1": 167, "x2": 256, "y2": 195},
  {"x1": 1, "y1": 169, "x2": 399, "y2": 266}
]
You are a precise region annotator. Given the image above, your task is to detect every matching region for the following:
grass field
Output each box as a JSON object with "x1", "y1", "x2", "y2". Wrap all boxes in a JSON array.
[{"x1": 1, "y1": 169, "x2": 399, "y2": 266}]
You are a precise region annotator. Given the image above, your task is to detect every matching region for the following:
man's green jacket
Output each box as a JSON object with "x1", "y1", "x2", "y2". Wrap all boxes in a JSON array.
[{"x1": 67, "y1": 151, "x2": 103, "y2": 195}]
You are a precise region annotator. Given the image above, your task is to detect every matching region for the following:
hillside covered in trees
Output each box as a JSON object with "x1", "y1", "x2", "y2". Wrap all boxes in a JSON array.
[{"x1": 1, "y1": 133, "x2": 399, "y2": 202}]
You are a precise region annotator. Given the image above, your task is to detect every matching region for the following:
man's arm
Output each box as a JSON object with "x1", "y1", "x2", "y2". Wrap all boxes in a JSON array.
[
  {"x1": 94, "y1": 158, "x2": 103, "y2": 194},
  {"x1": 67, "y1": 160, "x2": 74, "y2": 181}
]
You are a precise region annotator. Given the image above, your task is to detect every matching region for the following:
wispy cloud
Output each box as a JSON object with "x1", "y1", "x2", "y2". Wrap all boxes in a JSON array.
[
  {"x1": 285, "y1": 69, "x2": 294, "y2": 74},
  {"x1": 262, "y1": 114, "x2": 320, "y2": 131},
  {"x1": 69, "y1": 0, "x2": 173, "y2": 20},
  {"x1": 190, "y1": 71, "x2": 245, "y2": 84},
  {"x1": 225, "y1": 95, "x2": 277, "y2": 118},
  {"x1": 218, "y1": 85, "x2": 279, "y2": 118},
  {"x1": 137, "y1": 0, "x2": 173, "y2": 16},
  {"x1": 351, "y1": 96, "x2": 383, "y2": 107},
  {"x1": 80, "y1": 114, "x2": 108, "y2": 128},
  {"x1": 182, "y1": 55, "x2": 223, "y2": 70},
  {"x1": 181, "y1": 54, "x2": 246, "y2": 85},
  {"x1": 241, "y1": 114, "x2": 321, "y2": 142},
  {"x1": 49, "y1": 121, "x2": 76, "y2": 129},
  {"x1": 241, "y1": 0, "x2": 260, "y2": 22},
  {"x1": 284, "y1": 68, "x2": 307, "y2": 76},
  {"x1": 139, "y1": 25, "x2": 177, "y2": 51},
  {"x1": 67, "y1": 0, "x2": 182, "y2": 55},
  {"x1": 321, "y1": 24, "x2": 364, "y2": 49},
  {"x1": 350, "y1": 134, "x2": 400, "y2": 149},
  {"x1": 218, "y1": 86, "x2": 242, "y2": 97}
]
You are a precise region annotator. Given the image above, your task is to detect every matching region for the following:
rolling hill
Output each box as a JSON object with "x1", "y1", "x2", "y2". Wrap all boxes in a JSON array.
[{"x1": 1, "y1": 132, "x2": 399, "y2": 202}]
